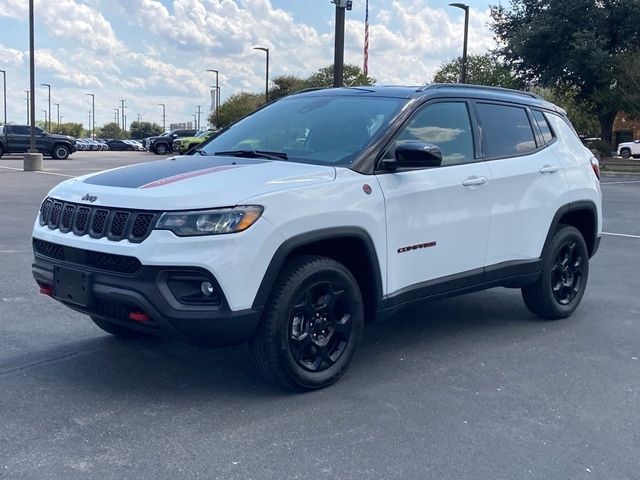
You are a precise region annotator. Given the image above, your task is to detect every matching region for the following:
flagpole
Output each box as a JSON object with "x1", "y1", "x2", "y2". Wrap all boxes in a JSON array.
[{"x1": 363, "y1": 0, "x2": 369, "y2": 76}]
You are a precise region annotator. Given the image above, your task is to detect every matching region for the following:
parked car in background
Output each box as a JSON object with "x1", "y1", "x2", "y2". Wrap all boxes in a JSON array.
[
  {"x1": 0, "y1": 125, "x2": 76, "y2": 159},
  {"x1": 106, "y1": 139, "x2": 136, "y2": 151},
  {"x1": 616, "y1": 140, "x2": 640, "y2": 159},
  {"x1": 174, "y1": 130, "x2": 218, "y2": 154},
  {"x1": 124, "y1": 140, "x2": 145, "y2": 151},
  {"x1": 144, "y1": 129, "x2": 198, "y2": 155}
]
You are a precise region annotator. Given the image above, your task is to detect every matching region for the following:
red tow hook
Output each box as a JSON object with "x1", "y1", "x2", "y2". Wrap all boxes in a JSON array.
[
  {"x1": 129, "y1": 311, "x2": 151, "y2": 323},
  {"x1": 39, "y1": 285, "x2": 53, "y2": 296}
]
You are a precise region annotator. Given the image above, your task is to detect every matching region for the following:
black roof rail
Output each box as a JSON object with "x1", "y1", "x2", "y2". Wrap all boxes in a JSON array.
[{"x1": 418, "y1": 83, "x2": 543, "y2": 100}]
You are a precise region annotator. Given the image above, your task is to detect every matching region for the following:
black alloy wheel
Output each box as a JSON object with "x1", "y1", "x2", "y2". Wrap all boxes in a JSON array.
[
  {"x1": 621, "y1": 148, "x2": 631, "y2": 159},
  {"x1": 289, "y1": 281, "x2": 353, "y2": 372},
  {"x1": 550, "y1": 240, "x2": 585, "y2": 306},
  {"x1": 522, "y1": 225, "x2": 589, "y2": 319},
  {"x1": 154, "y1": 143, "x2": 168, "y2": 155},
  {"x1": 250, "y1": 255, "x2": 364, "y2": 391}
]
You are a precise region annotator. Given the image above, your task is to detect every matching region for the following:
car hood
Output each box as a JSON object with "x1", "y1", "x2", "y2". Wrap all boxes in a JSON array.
[
  {"x1": 618, "y1": 142, "x2": 636, "y2": 148},
  {"x1": 47, "y1": 155, "x2": 337, "y2": 210},
  {"x1": 50, "y1": 134, "x2": 75, "y2": 141}
]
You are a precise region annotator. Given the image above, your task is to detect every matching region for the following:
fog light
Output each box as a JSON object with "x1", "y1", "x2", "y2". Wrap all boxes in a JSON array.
[{"x1": 201, "y1": 281, "x2": 214, "y2": 296}]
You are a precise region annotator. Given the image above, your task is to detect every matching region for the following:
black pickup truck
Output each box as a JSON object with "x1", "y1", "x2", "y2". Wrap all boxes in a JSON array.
[
  {"x1": 0, "y1": 125, "x2": 77, "y2": 159},
  {"x1": 143, "y1": 129, "x2": 198, "y2": 155}
]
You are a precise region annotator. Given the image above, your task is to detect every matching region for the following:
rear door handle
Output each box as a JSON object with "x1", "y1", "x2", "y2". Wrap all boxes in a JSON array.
[
  {"x1": 462, "y1": 176, "x2": 488, "y2": 187},
  {"x1": 539, "y1": 165, "x2": 560, "y2": 174}
]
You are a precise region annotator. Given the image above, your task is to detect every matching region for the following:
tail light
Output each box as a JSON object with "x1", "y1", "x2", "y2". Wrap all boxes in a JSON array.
[{"x1": 590, "y1": 157, "x2": 601, "y2": 180}]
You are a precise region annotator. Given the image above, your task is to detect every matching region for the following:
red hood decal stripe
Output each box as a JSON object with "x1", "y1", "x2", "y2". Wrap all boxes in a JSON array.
[{"x1": 139, "y1": 165, "x2": 244, "y2": 189}]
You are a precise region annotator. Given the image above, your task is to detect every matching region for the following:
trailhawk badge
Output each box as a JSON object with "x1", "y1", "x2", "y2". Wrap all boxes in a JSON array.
[{"x1": 81, "y1": 194, "x2": 98, "y2": 203}]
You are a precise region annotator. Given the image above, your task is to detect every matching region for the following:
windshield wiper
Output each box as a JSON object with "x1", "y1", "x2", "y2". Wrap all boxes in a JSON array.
[{"x1": 213, "y1": 149, "x2": 288, "y2": 161}]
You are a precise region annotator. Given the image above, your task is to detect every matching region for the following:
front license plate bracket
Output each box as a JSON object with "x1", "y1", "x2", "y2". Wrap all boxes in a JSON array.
[{"x1": 53, "y1": 266, "x2": 91, "y2": 307}]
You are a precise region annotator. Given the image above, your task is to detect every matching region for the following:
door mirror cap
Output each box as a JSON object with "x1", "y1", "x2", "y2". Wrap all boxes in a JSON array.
[{"x1": 383, "y1": 141, "x2": 443, "y2": 170}]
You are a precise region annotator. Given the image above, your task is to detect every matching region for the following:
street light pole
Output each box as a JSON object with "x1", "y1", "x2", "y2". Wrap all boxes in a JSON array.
[
  {"x1": 449, "y1": 3, "x2": 470, "y2": 84},
  {"x1": 253, "y1": 47, "x2": 269, "y2": 102},
  {"x1": 86, "y1": 93, "x2": 95, "y2": 138},
  {"x1": 24, "y1": 0, "x2": 43, "y2": 171},
  {"x1": 114, "y1": 108, "x2": 119, "y2": 125},
  {"x1": 25, "y1": 91, "x2": 29, "y2": 124},
  {"x1": 40, "y1": 83, "x2": 50, "y2": 131},
  {"x1": 206, "y1": 69, "x2": 220, "y2": 127},
  {"x1": 158, "y1": 103, "x2": 166, "y2": 132},
  {"x1": 54, "y1": 103, "x2": 60, "y2": 132},
  {"x1": 196, "y1": 105, "x2": 202, "y2": 130},
  {"x1": 0, "y1": 70, "x2": 6, "y2": 125}
]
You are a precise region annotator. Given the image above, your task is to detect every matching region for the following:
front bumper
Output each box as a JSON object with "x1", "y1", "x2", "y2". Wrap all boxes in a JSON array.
[{"x1": 32, "y1": 247, "x2": 261, "y2": 347}]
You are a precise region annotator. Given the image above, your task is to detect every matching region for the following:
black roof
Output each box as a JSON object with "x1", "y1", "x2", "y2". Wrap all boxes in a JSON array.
[{"x1": 292, "y1": 84, "x2": 561, "y2": 112}]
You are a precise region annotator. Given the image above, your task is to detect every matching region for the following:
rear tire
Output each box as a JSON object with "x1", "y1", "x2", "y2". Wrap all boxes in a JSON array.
[
  {"x1": 522, "y1": 225, "x2": 589, "y2": 319},
  {"x1": 154, "y1": 143, "x2": 168, "y2": 155},
  {"x1": 250, "y1": 255, "x2": 364, "y2": 391},
  {"x1": 91, "y1": 317, "x2": 151, "y2": 339},
  {"x1": 0, "y1": 143, "x2": 4, "y2": 158}
]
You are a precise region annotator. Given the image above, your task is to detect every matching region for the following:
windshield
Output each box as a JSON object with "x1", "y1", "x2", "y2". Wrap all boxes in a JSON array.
[
  {"x1": 200, "y1": 95, "x2": 406, "y2": 166},
  {"x1": 195, "y1": 131, "x2": 208, "y2": 138}
]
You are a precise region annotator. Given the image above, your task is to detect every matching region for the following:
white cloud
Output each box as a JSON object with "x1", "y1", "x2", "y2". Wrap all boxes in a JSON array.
[{"x1": 0, "y1": 0, "x2": 496, "y2": 127}]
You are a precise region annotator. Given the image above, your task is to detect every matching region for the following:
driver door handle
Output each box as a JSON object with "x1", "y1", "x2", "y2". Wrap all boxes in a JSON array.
[
  {"x1": 462, "y1": 176, "x2": 488, "y2": 187},
  {"x1": 539, "y1": 165, "x2": 560, "y2": 174}
]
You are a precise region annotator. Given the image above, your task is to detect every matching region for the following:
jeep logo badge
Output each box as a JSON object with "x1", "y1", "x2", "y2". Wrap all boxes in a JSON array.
[{"x1": 81, "y1": 194, "x2": 98, "y2": 203}]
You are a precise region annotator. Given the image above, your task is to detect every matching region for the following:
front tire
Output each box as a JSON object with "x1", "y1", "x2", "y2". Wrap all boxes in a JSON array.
[
  {"x1": 250, "y1": 255, "x2": 364, "y2": 391},
  {"x1": 51, "y1": 144, "x2": 70, "y2": 160},
  {"x1": 91, "y1": 317, "x2": 151, "y2": 339},
  {"x1": 621, "y1": 148, "x2": 631, "y2": 159},
  {"x1": 522, "y1": 225, "x2": 589, "y2": 319}
]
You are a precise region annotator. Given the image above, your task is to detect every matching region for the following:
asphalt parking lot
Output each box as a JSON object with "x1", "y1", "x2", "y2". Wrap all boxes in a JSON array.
[{"x1": 1, "y1": 152, "x2": 639, "y2": 479}]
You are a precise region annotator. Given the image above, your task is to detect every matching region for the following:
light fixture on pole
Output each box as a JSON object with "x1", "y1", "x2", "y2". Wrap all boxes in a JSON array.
[
  {"x1": 253, "y1": 47, "x2": 269, "y2": 102},
  {"x1": 330, "y1": 0, "x2": 352, "y2": 87},
  {"x1": 53, "y1": 103, "x2": 60, "y2": 132},
  {"x1": 40, "y1": 83, "x2": 51, "y2": 132},
  {"x1": 0, "y1": 69, "x2": 6, "y2": 125},
  {"x1": 158, "y1": 103, "x2": 166, "y2": 132},
  {"x1": 206, "y1": 69, "x2": 220, "y2": 127},
  {"x1": 86, "y1": 93, "x2": 95, "y2": 138},
  {"x1": 449, "y1": 3, "x2": 470, "y2": 84}
]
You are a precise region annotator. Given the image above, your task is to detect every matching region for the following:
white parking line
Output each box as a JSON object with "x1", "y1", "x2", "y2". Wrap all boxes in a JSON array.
[
  {"x1": 0, "y1": 165, "x2": 74, "y2": 177},
  {"x1": 603, "y1": 232, "x2": 640, "y2": 239},
  {"x1": 601, "y1": 180, "x2": 640, "y2": 185}
]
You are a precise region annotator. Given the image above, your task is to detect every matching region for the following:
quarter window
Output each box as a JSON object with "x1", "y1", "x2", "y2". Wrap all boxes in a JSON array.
[
  {"x1": 386, "y1": 102, "x2": 475, "y2": 166},
  {"x1": 476, "y1": 103, "x2": 537, "y2": 158},
  {"x1": 532, "y1": 110, "x2": 554, "y2": 144}
]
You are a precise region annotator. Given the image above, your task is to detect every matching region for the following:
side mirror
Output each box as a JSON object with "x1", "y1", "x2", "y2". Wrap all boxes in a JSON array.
[{"x1": 383, "y1": 141, "x2": 443, "y2": 170}]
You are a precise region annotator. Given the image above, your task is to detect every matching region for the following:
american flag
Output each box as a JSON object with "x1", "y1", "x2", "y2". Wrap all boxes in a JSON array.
[{"x1": 363, "y1": 0, "x2": 369, "y2": 76}]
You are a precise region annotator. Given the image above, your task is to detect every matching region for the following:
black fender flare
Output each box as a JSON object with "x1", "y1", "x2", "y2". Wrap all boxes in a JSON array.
[
  {"x1": 251, "y1": 227, "x2": 384, "y2": 312},
  {"x1": 542, "y1": 200, "x2": 599, "y2": 257}
]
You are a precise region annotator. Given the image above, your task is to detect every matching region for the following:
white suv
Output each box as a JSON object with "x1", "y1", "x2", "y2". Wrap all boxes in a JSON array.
[
  {"x1": 32, "y1": 85, "x2": 602, "y2": 391},
  {"x1": 617, "y1": 140, "x2": 640, "y2": 159}
]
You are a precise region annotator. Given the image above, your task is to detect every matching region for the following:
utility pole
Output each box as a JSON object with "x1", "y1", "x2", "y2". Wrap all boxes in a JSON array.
[
  {"x1": 0, "y1": 70, "x2": 6, "y2": 125},
  {"x1": 331, "y1": 0, "x2": 352, "y2": 87},
  {"x1": 120, "y1": 99, "x2": 126, "y2": 132},
  {"x1": 25, "y1": 90, "x2": 29, "y2": 124},
  {"x1": 196, "y1": 105, "x2": 201, "y2": 130},
  {"x1": 207, "y1": 69, "x2": 220, "y2": 127},
  {"x1": 158, "y1": 103, "x2": 166, "y2": 132},
  {"x1": 86, "y1": 93, "x2": 95, "y2": 138},
  {"x1": 40, "y1": 83, "x2": 51, "y2": 131},
  {"x1": 24, "y1": 0, "x2": 41, "y2": 170},
  {"x1": 137, "y1": 113, "x2": 141, "y2": 123},
  {"x1": 54, "y1": 103, "x2": 60, "y2": 132}
]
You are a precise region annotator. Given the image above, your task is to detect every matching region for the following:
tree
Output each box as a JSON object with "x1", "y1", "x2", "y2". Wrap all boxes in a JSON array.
[
  {"x1": 432, "y1": 54, "x2": 524, "y2": 89},
  {"x1": 129, "y1": 121, "x2": 163, "y2": 139},
  {"x1": 98, "y1": 122, "x2": 126, "y2": 139},
  {"x1": 491, "y1": 0, "x2": 640, "y2": 147},
  {"x1": 531, "y1": 88, "x2": 599, "y2": 136},
  {"x1": 306, "y1": 64, "x2": 375, "y2": 88},
  {"x1": 209, "y1": 92, "x2": 265, "y2": 128},
  {"x1": 269, "y1": 75, "x2": 310, "y2": 101},
  {"x1": 56, "y1": 123, "x2": 84, "y2": 138}
]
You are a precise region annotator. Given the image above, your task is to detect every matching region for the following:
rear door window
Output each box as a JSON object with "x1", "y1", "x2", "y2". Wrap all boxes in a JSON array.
[{"x1": 476, "y1": 103, "x2": 537, "y2": 158}]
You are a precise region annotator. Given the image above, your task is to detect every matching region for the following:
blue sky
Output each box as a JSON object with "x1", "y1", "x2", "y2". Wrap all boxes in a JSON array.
[{"x1": 0, "y1": 0, "x2": 497, "y2": 129}]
